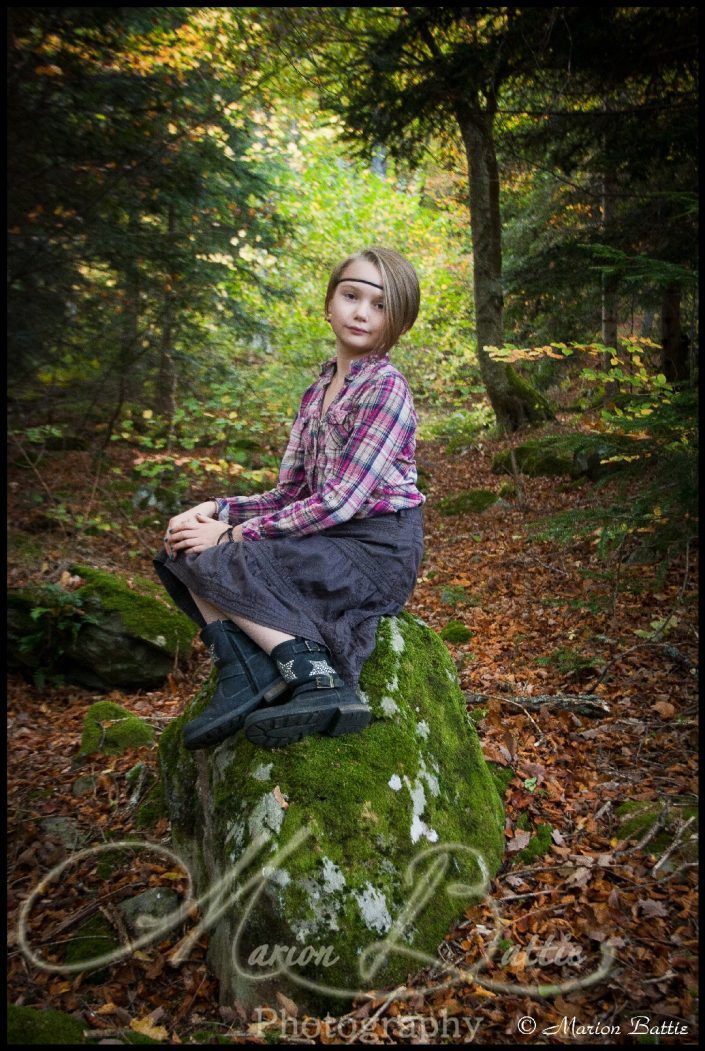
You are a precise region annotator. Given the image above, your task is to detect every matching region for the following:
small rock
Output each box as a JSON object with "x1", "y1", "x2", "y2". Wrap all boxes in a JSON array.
[{"x1": 117, "y1": 887, "x2": 181, "y2": 934}]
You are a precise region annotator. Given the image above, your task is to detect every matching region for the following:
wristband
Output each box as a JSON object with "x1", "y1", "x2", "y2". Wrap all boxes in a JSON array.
[{"x1": 217, "y1": 526, "x2": 235, "y2": 545}]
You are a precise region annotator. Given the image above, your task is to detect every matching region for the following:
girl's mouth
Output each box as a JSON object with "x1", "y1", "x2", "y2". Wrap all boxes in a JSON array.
[{"x1": 347, "y1": 326, "x2": 368, "y2": 334}]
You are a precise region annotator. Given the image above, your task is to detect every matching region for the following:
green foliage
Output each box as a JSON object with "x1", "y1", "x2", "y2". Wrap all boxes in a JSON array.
[
  {"x1": 8, "y1": 8, "x2": 287, "y2": 412},
  {"x1": 528, "y1": 441, "x2": 697, "y2": 565},
  {"x1": 419, "y1": 405, "x2": 496, "y2": 450},
  {"x1": 534, "y1": 648, "x2": 603, "y2": 676}
]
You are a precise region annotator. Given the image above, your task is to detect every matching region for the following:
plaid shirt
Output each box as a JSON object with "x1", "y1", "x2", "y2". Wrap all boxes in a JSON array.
[{"x1": 216, "y1": 353, "x2": 425, "y2": 540}]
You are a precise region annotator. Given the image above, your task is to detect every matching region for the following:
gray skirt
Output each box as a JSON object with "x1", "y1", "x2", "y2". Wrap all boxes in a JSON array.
[{"x1": 153, "y1": 507, "x2": 424, "y2": 687}]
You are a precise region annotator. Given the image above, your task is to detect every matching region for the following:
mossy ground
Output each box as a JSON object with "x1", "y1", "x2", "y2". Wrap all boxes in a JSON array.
[
  {"x1": 440, "y1": 620, "x2": 474, "y2": 643},
  {"x1": 70, "y1": 563, "x2": 196, "y2": 658},
  {"x1": 437, "y1": 489, "x2": 499, "y2": 515},
  {"x1": 512, "y1": 822, "x2": 554, "y2": 865},
  {"x1": 63, "y1": 913, "x2": 119, "y2": 984},
  {"x1": 159, "y1": 613, "x2": 505, "y2": 1015},
  {"x1": 80, "y1": 700, "x2": 155, "y2": 755},
  {"x1": 616, "y1": 798, "x2": 698, "y2": 861},
  {"x1": 6, "y1": 1003, "x2": 160, "y2": 1045}
]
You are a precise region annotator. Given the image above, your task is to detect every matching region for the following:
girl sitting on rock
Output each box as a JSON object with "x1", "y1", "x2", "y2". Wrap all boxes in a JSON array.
[{"x1": 154, "y1": 246, "x2": 425, "y2": 751}]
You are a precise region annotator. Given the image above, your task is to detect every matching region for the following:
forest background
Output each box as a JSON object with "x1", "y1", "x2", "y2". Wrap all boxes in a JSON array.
[{"x1": 7, "y1": 6, "x2": 699, "y2": 1045}]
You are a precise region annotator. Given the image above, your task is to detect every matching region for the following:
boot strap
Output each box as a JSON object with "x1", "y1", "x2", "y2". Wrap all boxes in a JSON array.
[{"x1": 284, "y1": 638, "x2": 327, "y2": 656}]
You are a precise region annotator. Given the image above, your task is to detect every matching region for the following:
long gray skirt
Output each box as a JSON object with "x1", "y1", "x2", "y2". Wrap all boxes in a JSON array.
[{"x1": 153, "y1": 507, "x2": 424, "y2": 687}]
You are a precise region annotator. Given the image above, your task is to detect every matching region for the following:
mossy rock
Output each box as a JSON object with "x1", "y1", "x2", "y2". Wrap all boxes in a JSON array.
[
  {"x1": 158, "y1": 612, "x2": 505, "y2": 1016},
  {"x1": 80, "y1": 700, "x2": 155, "y2": 756},
  {"x1": 437, "y1": 489, "x2": 499, "y2": 516},
  {"x1": 7, "y1": 1004, "x2": 88, "y2": 1045},
  {"x1": 440, "y1": 620, "x2": 474, "y2": 643},
  {"x1": 492, "y1": 433, "x2": 653, "y2": 480},
  {"x1": 135, "y1": 779, "x2": 168, "y2": 829},
  {"x1": 7, "y1": 1003, "x2": 162, "y2": 1045},
  {"x1": 487, "y1": 763, "x2": 515, "y2": 797},
  {"x1": 615, "y1": 797, "x2": 698, "y2": 870},
  {"x1": 7, "y1": 564, "x2": 196, "y2": 690}
]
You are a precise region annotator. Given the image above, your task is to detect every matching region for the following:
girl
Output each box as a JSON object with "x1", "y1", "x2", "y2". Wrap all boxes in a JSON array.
[{"x1": 154, "y1": 246, "x2": 425, "y2": 751}]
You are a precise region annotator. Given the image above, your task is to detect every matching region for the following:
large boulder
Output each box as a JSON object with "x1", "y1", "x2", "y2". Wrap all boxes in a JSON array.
[
  {"x1": 7, "y1": 564, "x2": 196, "y2": 690},
  {"x1": 158, "y1": 612, "x2": 505, "y2": 1016}
]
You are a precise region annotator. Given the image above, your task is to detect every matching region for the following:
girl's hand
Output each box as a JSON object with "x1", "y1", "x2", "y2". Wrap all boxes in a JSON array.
[
  {"x1": 164, "y1": 502, "x2": 218, "y2": 556},
  {"x1": 168, "y1": 514, "x2": 243, "y2": 557}
]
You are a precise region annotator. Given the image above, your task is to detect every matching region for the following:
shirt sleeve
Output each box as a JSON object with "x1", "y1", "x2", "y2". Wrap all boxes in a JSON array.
[
  {"x1": 240, "y1": 373, "x2": 415, "y2": 540},
  {"x1": 216, "y1": 409, "x2": 310, "y2": 525}
]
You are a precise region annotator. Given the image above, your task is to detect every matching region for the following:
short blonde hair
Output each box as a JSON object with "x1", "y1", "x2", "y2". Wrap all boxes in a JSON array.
[{"x1": 324, "y1": 246, "x2": 420, "y2": 354}]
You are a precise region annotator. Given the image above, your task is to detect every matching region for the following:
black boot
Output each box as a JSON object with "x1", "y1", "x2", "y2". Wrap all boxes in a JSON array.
[
  {"x1": 243, "y1": 638, "x2": 371, "y2": 748},
  {"x1": 183, "y1": 621, "x2": 290, "y2": 751}
]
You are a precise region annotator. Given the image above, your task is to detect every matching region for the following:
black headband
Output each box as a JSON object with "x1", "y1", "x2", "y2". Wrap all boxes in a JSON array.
[{"x1": 333, "y1": 277, "x2": 384, "y2": 291}]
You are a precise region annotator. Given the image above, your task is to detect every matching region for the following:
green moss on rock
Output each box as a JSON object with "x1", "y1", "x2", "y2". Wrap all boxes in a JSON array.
[
  {"x1": 437, "y1": 490, "x2": 499, "y2": 515},
  {"x1": 440, "y1": 620, "x2": 474, "y2": 643},
  {"x1": 488, "y1": 763, "x2": 515, "y2": 797},
  {"x1": 8, "y1": 565, "x2": 196, "y2": 691},
  {"x1": 80, "y1": 700, "x2": 155, "y2": 756},
  {"x1": 135, "y1": 779, "x2": 168, "y2": 830},
  {"x1": 505, "y1": 365, "x2": 556, "y2": 424},
  {"x1": 7, "y1": 1004, "x2": 87, "y2": 1045},
  {"x1": 70, "y1": 564, "x2": 195, "y2": 658},
  {"x1": 492, "y1": 432, "x2": 652, "y2": 479},
  {"x1": 158, "y1": 612, "x2": 505, "y2": 1016}
]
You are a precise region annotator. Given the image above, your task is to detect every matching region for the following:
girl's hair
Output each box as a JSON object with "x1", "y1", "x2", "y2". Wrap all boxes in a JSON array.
[{"x1": 324, "y1": 246, "x2": 420, "y2": 354}]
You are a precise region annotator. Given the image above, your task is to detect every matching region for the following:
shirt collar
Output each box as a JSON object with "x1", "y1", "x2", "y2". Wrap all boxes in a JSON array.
[{"x1": 319, "y1": 353, "x2": 390, "y2": 381}]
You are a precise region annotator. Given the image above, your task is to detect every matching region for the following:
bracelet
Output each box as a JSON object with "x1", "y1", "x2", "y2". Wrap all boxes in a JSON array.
[
  {"x1": 208, "y1": 498, "x2": 219, "y2": 518},
  {"x1": 216, "y1": 526, "x2": 235, "y2": 545}
]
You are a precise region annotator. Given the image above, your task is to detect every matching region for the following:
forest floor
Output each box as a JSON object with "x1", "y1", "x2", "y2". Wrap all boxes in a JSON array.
[{"x1": 7, "y1": 419, "x2": 699, "y2": 1045}]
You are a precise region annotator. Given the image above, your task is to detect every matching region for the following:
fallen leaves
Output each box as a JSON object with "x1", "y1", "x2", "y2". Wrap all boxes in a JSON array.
[{"x1": 7, "y1": 430, "x2": 699, "y2": 1043}]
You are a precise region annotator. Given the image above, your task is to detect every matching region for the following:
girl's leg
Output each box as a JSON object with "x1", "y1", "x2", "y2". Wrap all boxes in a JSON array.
[{"x1": 189, "y1": 589, "x2": 294, "y2": 652}]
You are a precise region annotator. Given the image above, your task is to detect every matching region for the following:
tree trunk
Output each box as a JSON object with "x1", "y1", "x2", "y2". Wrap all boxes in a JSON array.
[
  {"x1": 103, "y1": 229, "x2": 141, "y2": 449},
  {"x1": 660, "y1": 283, "x2": 689, "y2": 382},
  {"x1": 458, "y1": 109, "x2": 554, "y2": 432},
  {"x1": 600, "y1": 171, "x2": 619, "y2": 353},
  {"x1": 155, "y1": 203, "x2": 178, "y2": 438}
]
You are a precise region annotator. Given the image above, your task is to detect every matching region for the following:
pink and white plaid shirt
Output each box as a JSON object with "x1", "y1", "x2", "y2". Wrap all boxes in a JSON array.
[{"x1": 216, "y1": 353, "x2": 425, "y2": 540}]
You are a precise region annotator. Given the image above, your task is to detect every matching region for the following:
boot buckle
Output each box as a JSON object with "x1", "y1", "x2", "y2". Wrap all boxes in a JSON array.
[{"x1": 315, "y1": 674, "x2": 336, "y2": 689}]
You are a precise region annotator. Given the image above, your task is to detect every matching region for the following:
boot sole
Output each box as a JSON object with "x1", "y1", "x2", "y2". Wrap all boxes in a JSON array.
[
  {"x1": 244, "y1": 698, "x2": 372, "y2": 748},
  {"x1": 183, "y1": 678, "x2": 290, "y2": 751}
]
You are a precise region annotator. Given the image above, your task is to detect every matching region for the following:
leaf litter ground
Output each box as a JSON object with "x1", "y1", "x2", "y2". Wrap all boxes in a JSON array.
[{"x1": 7, "y1": 426, "x2": 698, "y2": 1044}]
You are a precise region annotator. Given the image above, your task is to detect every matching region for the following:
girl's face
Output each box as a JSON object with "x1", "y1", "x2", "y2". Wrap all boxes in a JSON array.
[{"x1": 328, "y1": 259, "x2": 386, "y2": 357}]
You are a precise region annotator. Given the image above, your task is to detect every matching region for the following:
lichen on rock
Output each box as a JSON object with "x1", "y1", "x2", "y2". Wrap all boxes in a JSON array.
[{"x1": 158, "y1": 612, "x2": 505, "y2": 1015}]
